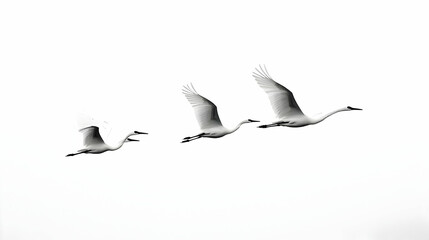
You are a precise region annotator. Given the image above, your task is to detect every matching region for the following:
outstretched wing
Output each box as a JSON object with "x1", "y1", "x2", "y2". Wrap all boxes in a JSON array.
[
  {"x1": 182, "y1": 84, "x2": 223, "y2": 130},
  {"x1": 253, "y1": 65, "x2": 304, "y2": 118},
  {"x1": 79, "y1": 126, "x2": 106, "y2": 147}
]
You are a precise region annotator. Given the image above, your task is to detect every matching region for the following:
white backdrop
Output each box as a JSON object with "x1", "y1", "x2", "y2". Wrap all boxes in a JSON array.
[{"x1": 1, "y1": 0, "x2": 428, "y2": 239}]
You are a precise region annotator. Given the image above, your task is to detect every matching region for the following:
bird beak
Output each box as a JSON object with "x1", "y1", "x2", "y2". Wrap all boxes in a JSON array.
[
  {"x1": 127, "y1": 138, "x2": 139, "y2": 142},
  {"x1": 134, "y1": 131, "x2": 148, "y2": 134},
  {"x1": 347, "y1": 106, "x2": 363, "y2": 111},
  {"x1": 249, "y1": 119, "x2": 260, "y2": 122}
]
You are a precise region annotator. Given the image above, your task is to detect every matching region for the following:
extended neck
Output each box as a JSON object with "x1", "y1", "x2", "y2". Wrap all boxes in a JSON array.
[
  {"x1": 310, "y1": 107, "x2": 349, "y2": 125},
  {"x1": 229, "y1": 120, "x2": 249, "y2": 134},
  {"x1": 111, "y1": 132, "x2": 136, "y2": 150}
]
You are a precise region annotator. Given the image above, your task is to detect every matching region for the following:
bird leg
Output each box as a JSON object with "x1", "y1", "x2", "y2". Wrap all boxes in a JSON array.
[
  {"x1": 181, "y1": 133, "x2": 205, "y2": 143},
  {"x1": 66, "y1": 149, "x2": 90, "y2": 157},
  {"x1": 181, "y1": 136, "x2": 201, "y2": 143},
  {"x1": 258, "y1": 121, "x2": 289, "y2": 128},
  {"x1": 183, "y1": 133, "x2": 204, "y2": 140}
]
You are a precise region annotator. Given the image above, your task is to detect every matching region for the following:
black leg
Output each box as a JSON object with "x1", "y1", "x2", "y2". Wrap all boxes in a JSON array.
[
  {"x1": 181, "y1": 133, "x2": 204, "y2": 143},
  {"x1": 258, "y1": 121, "x2": 289, "y2": 128},
  {"x1": 66, "y1": 149, "x2": 90, "y2": 157}
]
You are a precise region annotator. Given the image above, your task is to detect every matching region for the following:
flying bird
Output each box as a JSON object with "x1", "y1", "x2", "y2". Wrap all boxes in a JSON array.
[
  {"x1": 253, "y1": 65, "x2": 362, "y2": 128},
  {"x1": 66, "y1": 126, "x2": 147, "y2": 157},
  {"x1": 181, "y1": 84, "x2": 259, "y2": 143}
]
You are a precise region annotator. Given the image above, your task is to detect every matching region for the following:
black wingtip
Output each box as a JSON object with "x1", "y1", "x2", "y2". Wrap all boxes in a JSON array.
[{"x1": 258, "y1": 125, "x2": 268, "y2": 128}]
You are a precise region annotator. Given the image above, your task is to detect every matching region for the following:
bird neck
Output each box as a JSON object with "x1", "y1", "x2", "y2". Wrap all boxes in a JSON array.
[
  {"x1": 230, "y1": 120, "x2": 249, "y2": 134},
  {"x1": 310, "y1": 107, "x2": 349, "y2": 125},
  {"x1": 111, "y1": 132, "x2": 135, "y2": 150}
]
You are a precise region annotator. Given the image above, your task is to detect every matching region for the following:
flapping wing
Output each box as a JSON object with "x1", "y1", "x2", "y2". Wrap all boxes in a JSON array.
[
  {"x1": 79, "y1": 126, "x2": 106, "y2": 146},
  {"x1": 182, "y1": 84, "x2": 223, "y2": 130},
  {"x1": 253, "y1": 65, "x2": 304, "y2": 118}
]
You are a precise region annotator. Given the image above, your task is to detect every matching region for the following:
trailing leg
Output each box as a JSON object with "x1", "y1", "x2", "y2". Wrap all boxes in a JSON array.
[
  {"x1": 181, "y1": 133, "x2": 205, "y2": 143},
  {"x1": 258, "y1": 121, "x2": 289, "y2": 128},
  {"x1": 66, "y1": 149, "x2": 90, "y2": 157}
]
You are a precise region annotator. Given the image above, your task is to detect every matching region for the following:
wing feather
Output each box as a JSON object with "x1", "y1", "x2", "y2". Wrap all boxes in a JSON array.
[
  {"x1": 182, "y1": 84, "x2": 223, "y2": 130},
  {"x1": 79, "y1": 126, "x2": 105, "y2": 146},
  {"x1": 253, "y1": 65, "x2": 304, "y2": 118}
]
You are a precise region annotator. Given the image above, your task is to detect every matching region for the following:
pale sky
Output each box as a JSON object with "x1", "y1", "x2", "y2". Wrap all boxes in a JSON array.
[{"x1": 1, "y1": 0, "x2": 429, "y2": 239}]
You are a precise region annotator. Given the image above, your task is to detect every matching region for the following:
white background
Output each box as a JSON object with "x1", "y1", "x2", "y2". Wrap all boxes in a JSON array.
[{"x1": 1, "y1": 0, "x2": 429, "y2": 239}]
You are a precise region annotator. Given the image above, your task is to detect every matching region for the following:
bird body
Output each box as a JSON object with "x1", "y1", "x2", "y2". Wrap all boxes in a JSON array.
[
  {"x1": 253, "y1": 65, "x2": 362, "y2": 128},
  {"x1": 182, "y1": 84, "x2": 259, "y2": 143},
  {"x1": 66, "y1": 126, "x2": 147, "y2": 157}
]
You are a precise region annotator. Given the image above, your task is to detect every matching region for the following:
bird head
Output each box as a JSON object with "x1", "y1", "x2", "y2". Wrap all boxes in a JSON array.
[
  {"x1": 124, "y1": 131, "x2": 147, "y2": 143},
  {"x1": 134, "y1": 131, "x2": 148, "y2": 135},
  {"x1": 346, "y1": 106, "x2": 363, "y2": 111},
  {"x1": 126, "y1": 138, "x2": 139, "y2": 142},
  {"x1": 246, "y1": 119, "x2": 260, "y2": 123}
]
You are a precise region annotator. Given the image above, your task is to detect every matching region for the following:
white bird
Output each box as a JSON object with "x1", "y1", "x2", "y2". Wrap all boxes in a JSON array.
[
  {"x1": 253, "y1": 65, "x2": 362, "y2": 128},
  {"x1": 181, "y1": 84, "x2": 259, "y2": 143},
  {"x1": 66, "y1": 126, "x2": 147, "y2": 157}
]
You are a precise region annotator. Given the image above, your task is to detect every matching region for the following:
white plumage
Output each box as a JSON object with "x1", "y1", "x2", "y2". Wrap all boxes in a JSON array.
[
  {"x1": 253, "y1": 65, "x2": 362, "y2": 128},
  {"x1": 66, "y1": 126, "x2": 147, "y2": 157},
  {"x1": 181, "y1": 84, "x2": 259, "y2": 143}
]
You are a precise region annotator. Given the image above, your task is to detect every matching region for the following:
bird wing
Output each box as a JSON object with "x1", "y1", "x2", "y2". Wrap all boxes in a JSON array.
[
  {"x1": 253, "y1": 65, "x2": 304, "y2": 118},
  {"x1": 79, "y1": 126, "x2": 106, "y2": 147},
  {"x1": 182, "y1": 84, "x2": 223, "y2": 130}
]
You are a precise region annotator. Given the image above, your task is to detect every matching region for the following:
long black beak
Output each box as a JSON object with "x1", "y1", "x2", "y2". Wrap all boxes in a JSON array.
[
  {"x1": 134, "y1": 131, "x2": 148, "y2": 134},
  {"x1": 248, "y1": 119, "x2": 260, "y2": 123},
  {"x1": 127, "y1": 138, "x2": 140, "y2": 142},
  {"x1": 347, "y1": 106, "x2": 363, "y2": 111}
]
